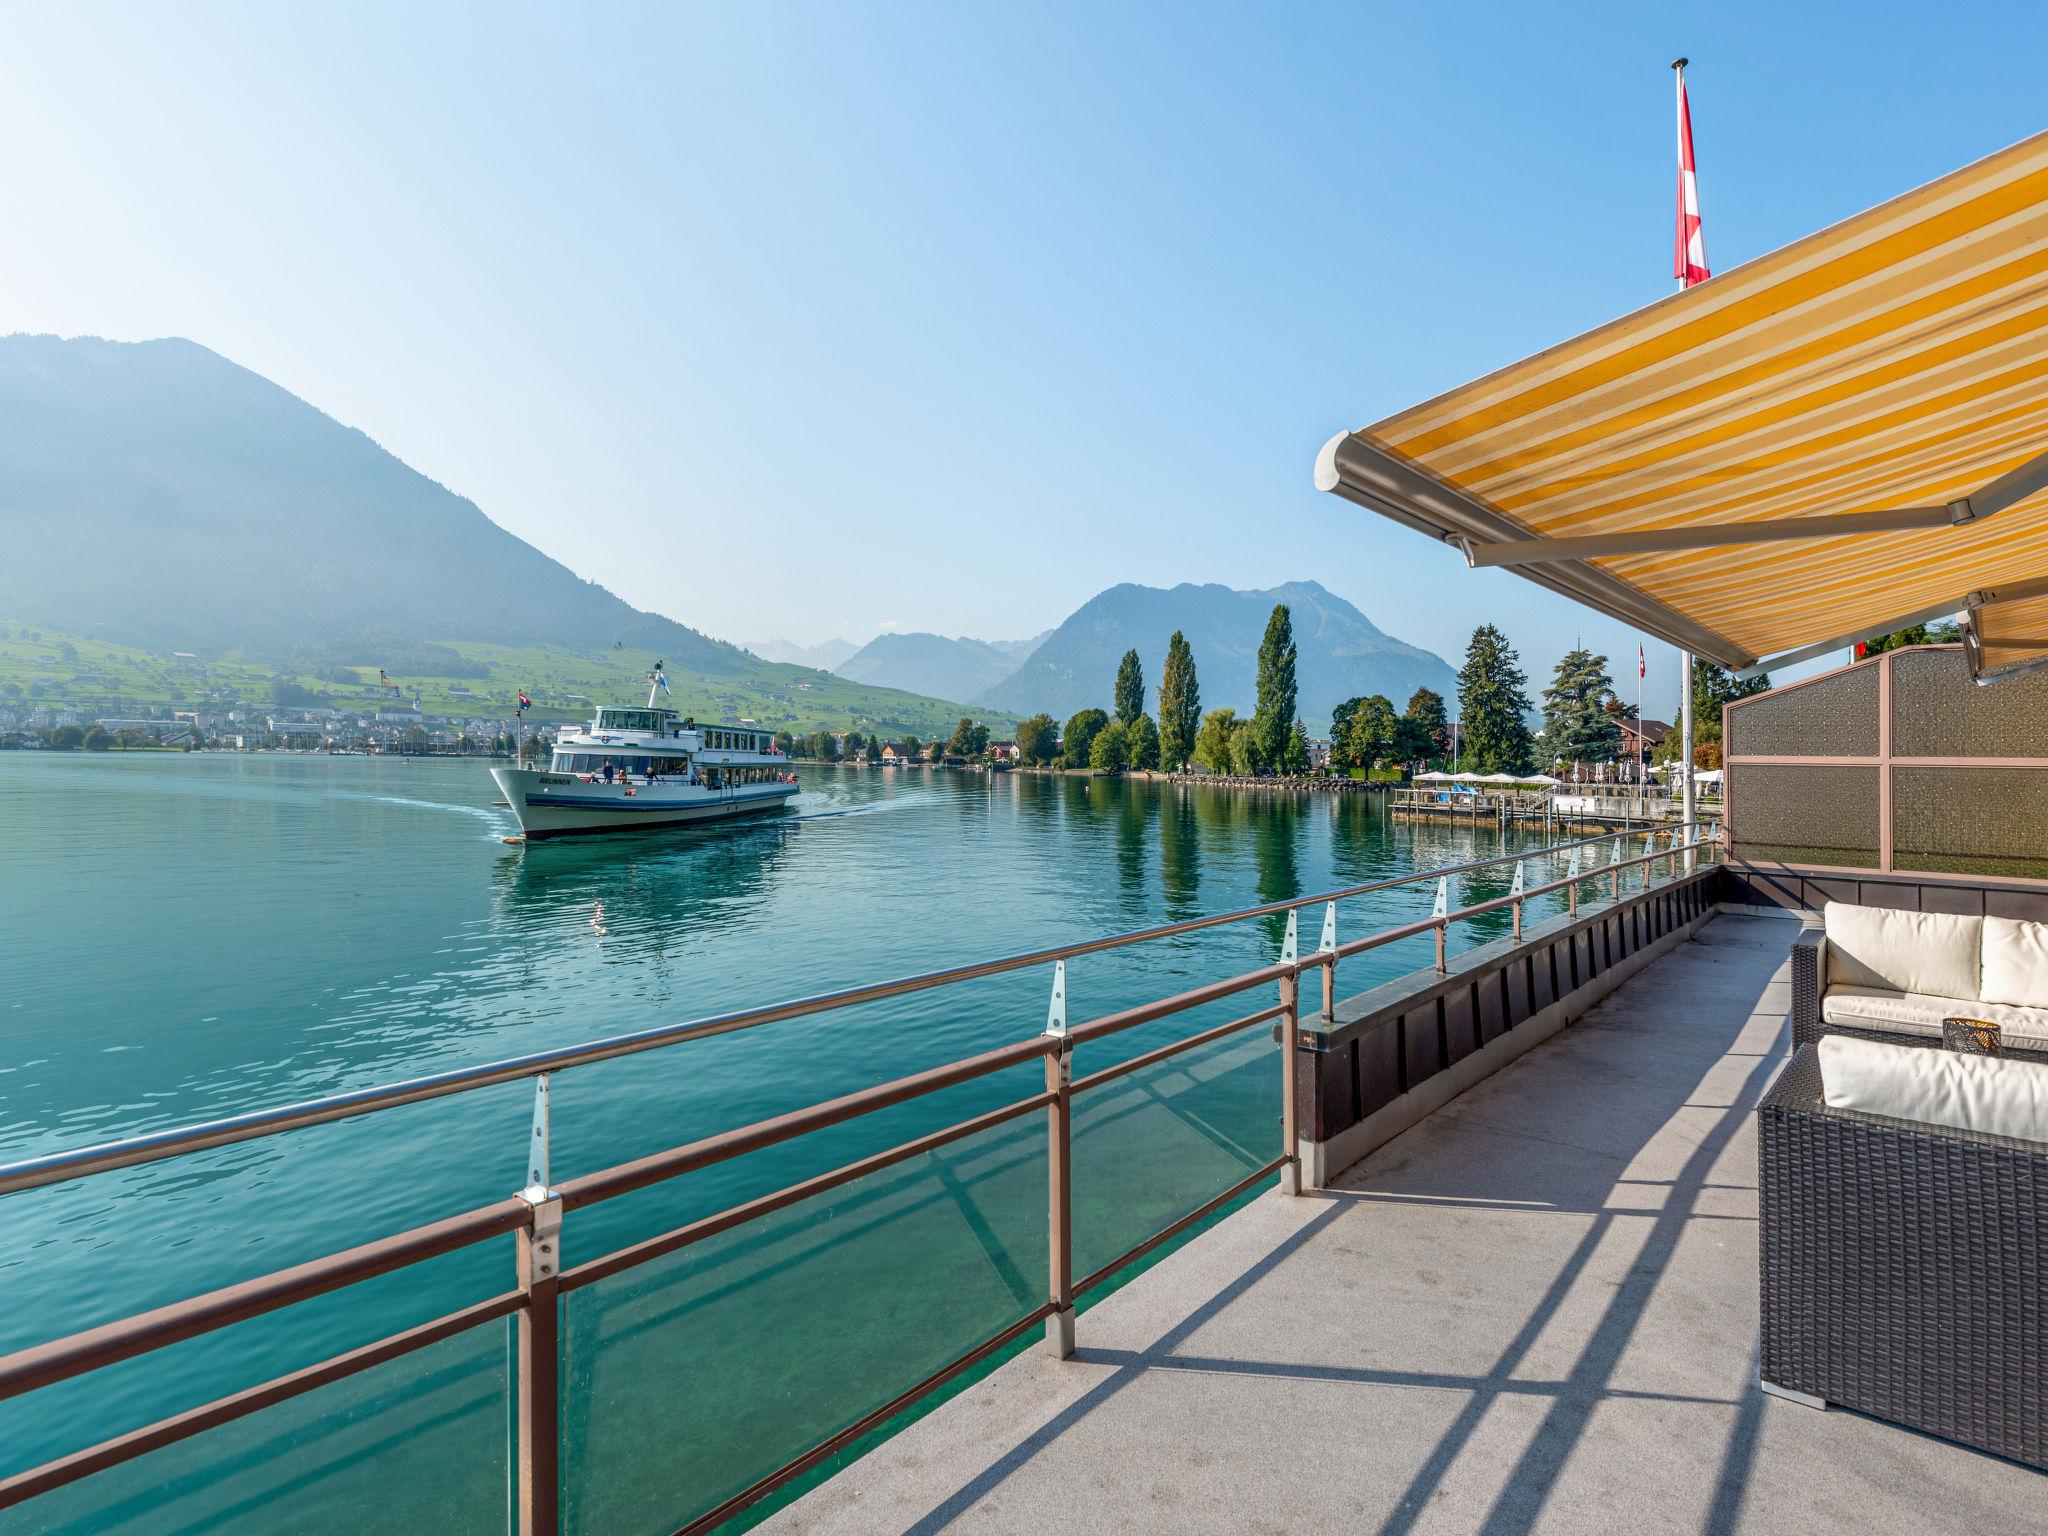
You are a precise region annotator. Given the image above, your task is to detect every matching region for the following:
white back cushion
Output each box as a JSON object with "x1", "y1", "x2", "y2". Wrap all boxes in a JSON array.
[
  {"x1": 1980, "y1": 916, "x2": 2048, "y2": 1009},
  {"x1": 1818, "y1": 1034, "x2": 2048, "y2": 1146},
  {"x1": 1823, "y1": 903, "x2": 1982, "y2": 999}
]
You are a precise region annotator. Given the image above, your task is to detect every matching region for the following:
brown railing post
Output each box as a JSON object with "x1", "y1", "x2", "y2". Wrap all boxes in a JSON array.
[
  {"x1": 1317, "y1": 901, "x2": 1337, "y2": 1023},
  {"x1": 515, "y1": 1194, "x2": 562, "y2": 1536},
  {"x1": 1279, "y1": 970, "x2": 1302, "y2": 1195},
  {"x1": 1433, "y1": 922, "x2": 1447, "y2": 973},
  {"x1": 1044, "y1": 1038, "x2": 1074, "y2": 1358}
]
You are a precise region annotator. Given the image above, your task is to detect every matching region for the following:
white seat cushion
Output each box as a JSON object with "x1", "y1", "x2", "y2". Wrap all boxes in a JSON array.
[
  {"x1": 1823, "y1": 903, "x2": 1982, "y2": 999},
  {"x1": 1817, "y1": 1034, "x2": 2048, "y2": 1146},
  {"x1": 1980, "y1": 915, "x2": 2048, "y2": 1009},
  {"x1": 1822, "y1": 985, "x2": 2048, "y2": 1048}
]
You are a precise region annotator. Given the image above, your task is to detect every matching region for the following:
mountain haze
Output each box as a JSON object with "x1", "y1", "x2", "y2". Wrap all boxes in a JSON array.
[
  {"x1": 979, "y1": 581, "x2": 1455, "y2": 733},
  {"x1": 833, "y1": 632, "x2": 1031, "y2": 703},
  {"x1": 742, "y1": 637, "x2": 859, "y2": 670}
]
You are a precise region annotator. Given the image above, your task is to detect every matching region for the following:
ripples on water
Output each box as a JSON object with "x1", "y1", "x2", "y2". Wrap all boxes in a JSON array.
[{"x1": 0, "y1": 753, "x2": 1592, "y2": 1526}]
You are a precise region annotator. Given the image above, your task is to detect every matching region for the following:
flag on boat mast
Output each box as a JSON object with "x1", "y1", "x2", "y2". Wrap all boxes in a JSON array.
[{"x1": 1672, "y1": 58, "x2": 1710, "y2": 287}]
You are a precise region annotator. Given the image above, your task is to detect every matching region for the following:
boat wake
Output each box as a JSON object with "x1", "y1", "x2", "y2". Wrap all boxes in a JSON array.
[{"x1": 351, "y1": 793, "x2": 517, "y2": 836}]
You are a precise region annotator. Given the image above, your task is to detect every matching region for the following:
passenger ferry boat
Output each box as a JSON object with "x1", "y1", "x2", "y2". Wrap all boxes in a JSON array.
[{"x1": 491, "y1": 675, "x2": 798, "y2": 840}]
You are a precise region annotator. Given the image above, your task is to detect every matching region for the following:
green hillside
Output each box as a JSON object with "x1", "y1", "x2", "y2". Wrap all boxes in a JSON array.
[
  {"x1": 0, "y1": 623, "x2": 993, "y2": 737},
  {"x1": 0, "y1": 335, "x2": 1006, "y2": 737}
]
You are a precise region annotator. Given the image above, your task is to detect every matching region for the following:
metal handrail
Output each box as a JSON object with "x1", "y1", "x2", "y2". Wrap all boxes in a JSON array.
[
  {"x1": 0, "y1": 828, "x2": 1721, "y2": 1533},
  {"x1": 0, "y1": 822, "x2": 1703, "y2": 1198}
]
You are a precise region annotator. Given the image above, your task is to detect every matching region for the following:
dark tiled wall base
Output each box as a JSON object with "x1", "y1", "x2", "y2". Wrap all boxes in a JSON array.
[
  {"x1": 1299, "y1": 867, "x2": 1722, "y2": 1145},
  {"x1": 1721, "y1": 863, "x2": 2048, "y2": 923}
]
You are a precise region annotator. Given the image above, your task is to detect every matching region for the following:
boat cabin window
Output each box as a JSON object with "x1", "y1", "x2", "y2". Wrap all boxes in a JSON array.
[{"x1": 596, "y1": 709, "x2": 664, "y2": 732}]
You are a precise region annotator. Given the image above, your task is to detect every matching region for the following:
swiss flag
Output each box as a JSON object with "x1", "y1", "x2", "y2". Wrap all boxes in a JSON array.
[{"x1": 1673, "y1": 61, "x2": 1710, "y2": 287}]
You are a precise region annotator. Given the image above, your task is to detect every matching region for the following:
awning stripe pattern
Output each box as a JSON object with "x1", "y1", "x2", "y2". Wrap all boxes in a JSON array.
[
  {"x1": 1971, "y1": 588, "x2": 2048, "y2": 681},
  {"x1": 1319, "y1": 130, "x2": 2048, "y2": 672}
]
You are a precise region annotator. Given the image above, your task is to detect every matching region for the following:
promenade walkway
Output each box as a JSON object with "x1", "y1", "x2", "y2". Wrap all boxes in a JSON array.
[{"x1": 762, "y1": 911, "x2": 2042, "y2": 1535}]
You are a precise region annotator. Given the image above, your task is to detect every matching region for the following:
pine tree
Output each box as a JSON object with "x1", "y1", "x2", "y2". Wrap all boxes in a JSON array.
[
  {"x1": 1253, "y1": 604, "x2": 1297, "y2": 769},
  {"x1": 1456, "y1": 625, "x2": 1534, "y2": 773},
  {"x1": 1114, "y1": 649, "x2": 1144, "y2": 727},
  {"x1": 1540, "y1": 648, "x2": 1621, "y2": 764},
  {"x1": 1156, "y1": 631, "x2": 1201, "y2": 770}
]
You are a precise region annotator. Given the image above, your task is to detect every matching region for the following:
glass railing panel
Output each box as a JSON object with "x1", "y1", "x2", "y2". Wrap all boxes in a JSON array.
[
  {"x1": 1069, "y1": 1023, "x2": 1278, "y2": 1286},
  {"x1": 5, "y1": 1321, "x2": 510, "y2": 1536},
  {"x1": 559, "y1": 1111, "x2": 1048, "y2": 1536}
]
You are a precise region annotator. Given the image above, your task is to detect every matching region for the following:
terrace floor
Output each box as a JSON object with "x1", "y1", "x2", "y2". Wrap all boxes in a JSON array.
[{"x1": 760, "y1": 910, "x2": 2044, "y2": 1535}]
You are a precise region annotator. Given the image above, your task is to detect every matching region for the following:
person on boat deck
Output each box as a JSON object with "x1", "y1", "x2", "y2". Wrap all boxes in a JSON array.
[
  {"x1": 602, "y1": 759, "x2": 615, "y2": 783},
  {"x1": 646, "y1": 764, "x2": 659, "y2": 784}
]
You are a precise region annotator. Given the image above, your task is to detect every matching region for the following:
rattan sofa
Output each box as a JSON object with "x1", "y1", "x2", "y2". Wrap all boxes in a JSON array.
[
  {"x1": 1789, "y1": 906, "x2": 2048, "y2": 1063},
  {"x1": 1758, "y1": 1045, "x2": 2047, "y2": 1469}
]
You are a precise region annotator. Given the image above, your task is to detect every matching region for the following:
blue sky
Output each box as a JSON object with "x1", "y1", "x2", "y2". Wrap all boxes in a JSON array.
[{"x1": 4, "y1": 2, "x2": 2044, "y2": 717}]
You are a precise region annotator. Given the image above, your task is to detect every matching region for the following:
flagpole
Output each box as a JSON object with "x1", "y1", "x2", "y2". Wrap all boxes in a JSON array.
[{"x1": 1673, "y1": 55, "x2": 1699, "y2": 838}]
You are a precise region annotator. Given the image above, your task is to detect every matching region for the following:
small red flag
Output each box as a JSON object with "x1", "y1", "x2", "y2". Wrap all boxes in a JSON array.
[
  {"x1": 1673, "y1": 61, "x2": 1710, "y2": 287},
  {"x1": 1638, "y1": 643, "x2": 1647, "y2": 680}
]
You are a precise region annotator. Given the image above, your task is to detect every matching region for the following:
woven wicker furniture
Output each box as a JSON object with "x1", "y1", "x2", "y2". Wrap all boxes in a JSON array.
[
  {"x1": 1789, "y1": 911, "x2": 2048, "y2": 1063},
  {"x1": 1758, "y1": 1045, "x2": 2048, "y2": 1469}
]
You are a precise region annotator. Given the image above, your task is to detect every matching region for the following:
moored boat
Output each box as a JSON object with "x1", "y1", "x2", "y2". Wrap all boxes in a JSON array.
[{"x1": 491, "y1": 674, "x2": 798, "y2": 840}]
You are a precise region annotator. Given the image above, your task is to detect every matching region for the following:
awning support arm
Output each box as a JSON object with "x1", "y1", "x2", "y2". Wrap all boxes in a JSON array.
[
  {"x1": 1464, "y1": 442, "x2": 2048, "y2": 568},
  {"x1": 1466, "y1": 505, "x2": 1952, "y2": 567}
]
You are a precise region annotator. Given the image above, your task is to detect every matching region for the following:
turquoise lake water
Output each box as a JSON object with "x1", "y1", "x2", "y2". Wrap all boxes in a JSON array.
[{"x1": 0, "y1": 753, "x2": 1594, "y2": 1534}]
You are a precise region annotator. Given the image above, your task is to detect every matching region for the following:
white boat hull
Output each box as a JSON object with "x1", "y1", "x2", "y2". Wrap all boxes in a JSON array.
[{"x1": 490, "y1": 768, "x2": 798, "y2": 840}]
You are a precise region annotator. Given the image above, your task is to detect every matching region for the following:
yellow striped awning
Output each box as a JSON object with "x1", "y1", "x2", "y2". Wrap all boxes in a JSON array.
[{"x1": 1316, "y1": 129, "x2": 2048, "y2": 680}]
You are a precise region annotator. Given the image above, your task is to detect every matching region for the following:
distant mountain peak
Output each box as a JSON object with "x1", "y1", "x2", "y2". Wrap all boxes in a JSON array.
[{"x1": 975, "y1": 579, "x2": 1447, "y2": 731}]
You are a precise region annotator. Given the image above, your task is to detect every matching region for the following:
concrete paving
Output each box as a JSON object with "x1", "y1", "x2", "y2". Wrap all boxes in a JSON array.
[{"x1": 759, "y1": 911, "x2": 2044, "y2": 1535}]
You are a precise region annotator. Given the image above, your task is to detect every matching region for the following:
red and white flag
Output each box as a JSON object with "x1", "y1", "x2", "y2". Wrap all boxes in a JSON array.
[
  {"x1": 1638, "y1": 643, "x2": 1647, "y2": 679},
  {"x1": 1672, "y1": 60, "x2": 1710, "y2": 287}
]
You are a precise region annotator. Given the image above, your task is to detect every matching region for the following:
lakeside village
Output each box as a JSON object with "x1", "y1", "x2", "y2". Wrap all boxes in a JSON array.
[{"x1": 0, "y1": 603, "x2": 1871, "y2": 790}]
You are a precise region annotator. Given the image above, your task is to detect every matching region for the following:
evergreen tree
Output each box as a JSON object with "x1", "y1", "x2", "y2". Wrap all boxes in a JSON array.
[
  {"x1": 842, "y1": 729, "x2": 864, "y2": 761},
  {"x1": 1455, "y1": 625, "x2": 1534, "y2": 773},
  {"x1": 1156, "y1": 631, "x2": 1201, "y2": 770},
  {"x1": 1344, "y1": 694, "x2": 1398, "y2": 768},
  {"x1": 1128, "y1": 713, "x2": 1161, "y2": 771},
  {"x1": 1253, "y1": 604, "x2": 1297, "y2": 767},
  {"x1": 1283, "y1": 719, "x2": 1311, "y2": 775},
  {"x1": 863, "y1": 734, "x2": 882, "y2": 764},
  {"x1": 1540, "y1": 648, "x2": 1621, "y2": 764},
  {"x1": 1190, "y1": 707, "x2": 1238, "y2": 772},
  {"x1": 1060, "y1": 708, "x2": 1108, "y2": 768},
  {"x1": 1089, "y1": 719, "x2": 1130, "y2": 773},
  {"x1": 1403, "y1": 688, "x2": 1450, "y2": 759},
  {"x1": 1114, "y1": 649, "x2": 1144, "y2": 727}
]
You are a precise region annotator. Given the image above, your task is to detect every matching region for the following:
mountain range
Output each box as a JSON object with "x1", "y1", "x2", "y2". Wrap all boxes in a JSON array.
[
  {"x1": 975, "y1": 581, "x2": 1455, "y2": 734},
  {"x1": 0, "y1": 335, "x2": 988, "y2": 736},
  {"x1": 1, "y1": 335, "x2": 1456, "y2": 741}
]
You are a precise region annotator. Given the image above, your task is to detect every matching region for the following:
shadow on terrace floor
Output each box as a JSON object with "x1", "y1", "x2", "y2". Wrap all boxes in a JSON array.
[{"x1": 762, "y1": 912, "x2": 2045, "y2": 1536}]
